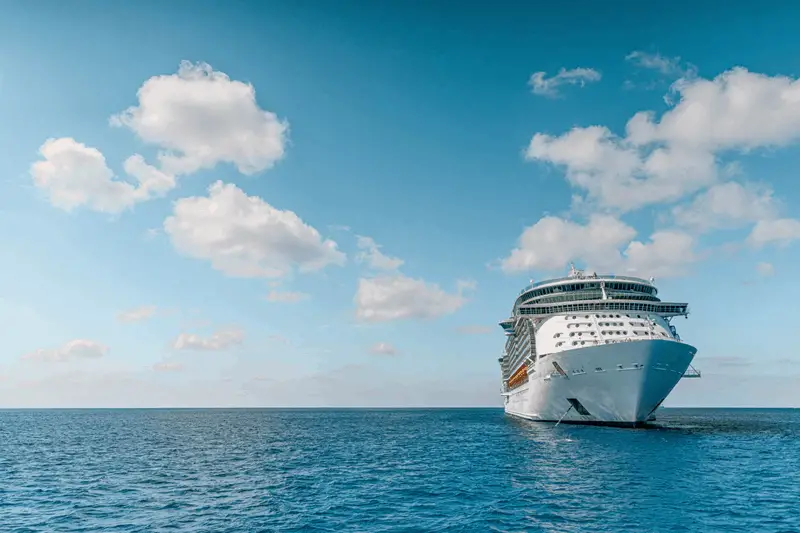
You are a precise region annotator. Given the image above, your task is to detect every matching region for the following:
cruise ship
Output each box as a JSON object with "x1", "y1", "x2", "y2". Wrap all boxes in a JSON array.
[{"x1": 499, "y1": 264, "x2": 700, "y2": 427}]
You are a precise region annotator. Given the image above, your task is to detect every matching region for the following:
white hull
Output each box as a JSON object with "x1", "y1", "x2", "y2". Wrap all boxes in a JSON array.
[{"x1": 503, "y1": 339, "x2": 696, "y2": 426}]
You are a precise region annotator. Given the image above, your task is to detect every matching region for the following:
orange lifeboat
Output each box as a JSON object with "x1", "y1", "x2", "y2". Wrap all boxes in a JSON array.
[{"x1": 507, "y1": 363, "x2": 529, "y2": 390}]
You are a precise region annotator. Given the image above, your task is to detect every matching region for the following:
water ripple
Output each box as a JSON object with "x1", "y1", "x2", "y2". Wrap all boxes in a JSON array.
[{"x1": 1, "y1": 408, "x2": 799, "y2": 532}]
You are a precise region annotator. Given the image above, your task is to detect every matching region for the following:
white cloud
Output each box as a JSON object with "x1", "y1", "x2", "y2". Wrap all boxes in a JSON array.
[
  {"x1": 502, "y1": 214, "x2": 636, "y2": 272},
  {"x1": 627, "y1": 68, "x2": 800, "y2": 150},
  {"x1": 29, "y1": 138, "x2": 175, "y2": 213},
  {"x1": 527, "y1": 67, "x2": 800, "y2": 213},
  {"x1": 621, "y1": 231, "x2": 696, "y2": 278},
  {"x1": 756, "y1": 262, "x2": 774, "y2": 276},
  {"x1": 110, "y1": 61, "x2": 287, "y2": 176},
  {"x1": 672, "y1": 182, "x2": 777, "y2": 232},
  {"x1": 23, "y1": 339, "x2": 108, "y2": 363},
  {"x1": 172, "y1": 327, "x2": 244, "y2": 351},
  {"x1": 529, "y1": 67, "x2": 601, "y2": 98},
  {"x1": 164, "y1": 181, "x2": 345, "y2": 278},
  {"x1": 265, "y1": 290, "x2": 309, "y2": 303},
  {"x1": 747, "y1": 218, "x2": 800, "y2": 247},
  {"x1": 117, "y1": 306, "x2": 157, "y2": 323},
  {"x1": 527, "y1": 127, "x2": 716, "y2": 212},
  {"x1": 355, "y1": 235, "x2": 404, "y2": 271},
  {"x1": 625, "y1": 51, "x2": 697, "y2": 78},
  {"x1": 369, "y1": 342, "x2": 397, "y2": 356},
  {"x1": 153, "y1": 362, "x2": 183, "y2": 372},
  {"x1": 502, "y1": 215, "x2": 695, "y2": 278},
  {"x1": 354, "y1": 274, "x2": 471, "y2": 322}
]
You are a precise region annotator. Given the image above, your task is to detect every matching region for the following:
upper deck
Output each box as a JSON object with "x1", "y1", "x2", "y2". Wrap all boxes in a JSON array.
[
  {"x1": 504, "y1": 264, "x2": 688, "y2": 324},
  {"x1": 513, "y1": 265, "x2": 659, "y2": 313}
]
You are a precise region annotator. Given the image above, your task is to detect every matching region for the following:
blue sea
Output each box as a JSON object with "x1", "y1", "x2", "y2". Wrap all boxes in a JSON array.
[{"x1": 1, "y1": 408, "x2": 798, "y2": 533}]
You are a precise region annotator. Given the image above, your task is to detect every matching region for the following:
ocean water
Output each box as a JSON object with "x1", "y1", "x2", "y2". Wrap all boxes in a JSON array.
[{"x1": 1, "y1": 408, "x2": 799, "y2": 533}]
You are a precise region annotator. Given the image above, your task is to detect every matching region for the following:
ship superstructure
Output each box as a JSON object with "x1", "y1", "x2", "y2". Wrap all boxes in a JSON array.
[{"x1": 498, "y1": 264, "x2": 700, "y2": 426}]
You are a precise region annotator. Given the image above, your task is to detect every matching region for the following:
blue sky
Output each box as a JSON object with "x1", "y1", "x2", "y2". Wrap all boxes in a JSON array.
[{"x1": 1, "y1": 0, "x2": 799, "y2": 407}]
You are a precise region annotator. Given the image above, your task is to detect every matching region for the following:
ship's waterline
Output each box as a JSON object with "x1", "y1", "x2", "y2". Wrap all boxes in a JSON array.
[{"x1": 498, "y1": 264, "x2": 700, "y2": 427}]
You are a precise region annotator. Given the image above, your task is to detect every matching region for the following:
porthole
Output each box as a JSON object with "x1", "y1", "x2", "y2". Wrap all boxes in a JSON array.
[
  {"x1": 580, "y1": 341, "x2": 585, "y2": 345},
  {"x1": 572, "y1": 341, "x2": 577, "y2": 346},
  {"x1": 591, "y1": 332, "x2": 596, "y2": 336},
  {"x1": 623, "y1": 331, "x2": 628, "y2": 335},
  {"x1": 572, "y1": 316, "x2": 577, "y2": 319},
  {"x1": 578, "y1": 332, "x2": 583, "y2": 336},
  {"x1": 569, "y1": 332, "x2": 574, "y2": 337},
  {"x1": 584, "y1": 315, "x2": 589, "y2": 319}
]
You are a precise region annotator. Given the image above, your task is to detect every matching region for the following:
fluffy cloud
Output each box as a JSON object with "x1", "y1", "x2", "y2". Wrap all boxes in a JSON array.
[
  {"x1": 23, "y1": 339, "x2": 108, "y2": 362},
  {"x1": 527, "y1": 127, "x2": 716, "y2": 212},
  {"x1": 117, "y1": 306, "x2": 157, "y2": 323},
  {"x1": 172, "y1": 327, "x2": 244, "y2": 351},
  {"x1": 265, "y1": 290, "x2": 309, "y2": 303},
  {"x1": 110, "y1": 61, "x2": 287, "y2": 176},
  {"x1": 164, "y1": 181, "x2": 345, "y2": 278},
  {"x1": 528, "y1": 67, "x2": 800, "y2": 213},
  {"x1": 355, "y1": 236, "x2": 404, "y2": 271},
  {"x1": 621, "y1": 231, "x2": 695, "y2": 277},
  {"x1": 529, "y1": 68, "x2": 601, "y2": 97},
  {"x1": 502, "y1": 215, "x2": 636, "y2": 272},
  {"x1": 672, "y1": 182, "x2": 777, "y2": 232},
  {"x1": 756, "y1": 262, "x2": 774, "y2": 276},
  {"x1": 747, "y1": 218, "x2": 800, "y2": 247},
  {"x1": 29, "y1": 138, "x2": 175, "y2": 213},
  {"x1": 369, "y1": 342, "x2": 397, "y2": 356},
  {"x1": 627, "y1": 68, "x2": 800, "y2": 150},
  {"x1": 502, "y1": 215, "x2": 695, "y2": 278},
  {"x1": 355, "y1": 275, "x2": 471, "y2": 322}
]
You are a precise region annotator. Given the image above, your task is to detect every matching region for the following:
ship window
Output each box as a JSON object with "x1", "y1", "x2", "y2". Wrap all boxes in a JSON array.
[
  {"x1": 572, "y1": 341, "x2": 577, "y2": 346},
  {"x1": 584, "y1": 315, "x2": 589, "y2": 319},
  {"x1": 572, "y1": 316, "x2": 577, "y2": 319},
  {"x1": 569, "y1": 332, "x2": 574, "y2": 337},
  {"x1": 554, "y1": 333, "x2": 561, "y2": 338},
  {"x1": 580, "y1": 341, "x2": 585, "y2": 345},
  {"x1": 623, "y1": 331, "x2": 627, "y2": 335},
  {"x1": 590, "y1": 332, "x2": 596, "y2": 336}
]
